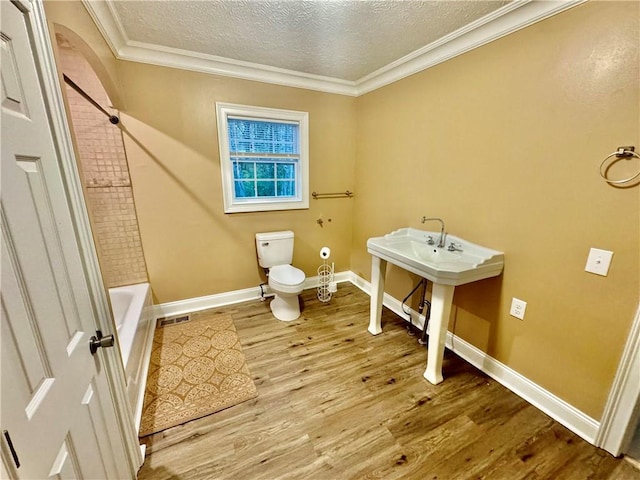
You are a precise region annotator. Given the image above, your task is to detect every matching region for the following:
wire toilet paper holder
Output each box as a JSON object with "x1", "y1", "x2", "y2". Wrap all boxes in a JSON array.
[{"x1": 318, "y1": 247, "x2": 336, "y2": 303}]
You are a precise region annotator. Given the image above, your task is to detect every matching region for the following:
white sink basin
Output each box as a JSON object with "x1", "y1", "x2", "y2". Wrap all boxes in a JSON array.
[{"x1": 367, "y1": 228, "x2": 504, "y2": 286}]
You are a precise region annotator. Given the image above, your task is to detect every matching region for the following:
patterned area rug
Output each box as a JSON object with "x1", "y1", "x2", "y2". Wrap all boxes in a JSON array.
[{"x1": 139, "y1": 312, "x2": 257, "y2": 437}]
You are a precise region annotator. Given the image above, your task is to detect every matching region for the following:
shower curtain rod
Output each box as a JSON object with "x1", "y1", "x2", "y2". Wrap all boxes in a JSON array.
[{"x1": 62, "y1": 74, "x2": 120, "y2": 125}]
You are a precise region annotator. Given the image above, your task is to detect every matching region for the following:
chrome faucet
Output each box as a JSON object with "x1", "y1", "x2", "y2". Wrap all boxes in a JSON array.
[{"x1": 421, "y1": 217, "x2": 446, "y2": 248}]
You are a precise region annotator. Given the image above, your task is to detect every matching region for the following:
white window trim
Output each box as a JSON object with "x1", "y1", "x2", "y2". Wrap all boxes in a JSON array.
[{"x1": 216, "y1": 102, "x2": 309, "y2": 213}]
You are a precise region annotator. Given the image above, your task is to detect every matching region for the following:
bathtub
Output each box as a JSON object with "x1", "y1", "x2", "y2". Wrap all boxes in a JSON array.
[{"x1": 109, "y1": 283, "x2": 154, "y2": 431}]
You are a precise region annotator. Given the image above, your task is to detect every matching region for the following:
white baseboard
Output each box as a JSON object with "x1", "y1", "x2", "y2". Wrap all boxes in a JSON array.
[
  {"x1": 446, "y1": 333, "x2": 599, "y2": 443},
  {"x1": 153, "y1": 270, "x2": 353, "y2": 319},
  {"x1": 153, "y1": 270, "x2": 600, "y2": 445},
  {"x1": 348, "y1": 271, "x2": 600, "y2": 444},
  {"x1": 153, "y1": 285, "x2": 262, "y2": 319}
]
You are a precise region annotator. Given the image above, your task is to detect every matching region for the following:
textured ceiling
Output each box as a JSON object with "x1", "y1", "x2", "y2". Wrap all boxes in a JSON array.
[{"x1": 110, "y1": 1, "x2": 511, "y2": 82}]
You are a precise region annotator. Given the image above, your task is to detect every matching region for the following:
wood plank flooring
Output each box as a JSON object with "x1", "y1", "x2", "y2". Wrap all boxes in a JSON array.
[{"x1": 138, "y1": 284, "x2": 640, "y2": 480}]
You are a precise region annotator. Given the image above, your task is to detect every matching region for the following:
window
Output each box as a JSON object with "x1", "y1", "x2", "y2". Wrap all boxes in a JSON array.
[{"x1": 216, "y1": 102, "x2": 309, "y2": 213}]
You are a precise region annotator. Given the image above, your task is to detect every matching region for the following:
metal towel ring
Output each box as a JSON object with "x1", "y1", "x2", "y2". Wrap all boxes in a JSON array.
[{"x1": 599, "y1": 147, "x2": 640, "y2": 185}]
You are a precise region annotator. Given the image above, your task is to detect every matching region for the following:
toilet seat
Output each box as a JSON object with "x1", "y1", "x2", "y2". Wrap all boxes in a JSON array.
[{"x1": 269, "y1": 264, "x2": 305, "y2": 293}]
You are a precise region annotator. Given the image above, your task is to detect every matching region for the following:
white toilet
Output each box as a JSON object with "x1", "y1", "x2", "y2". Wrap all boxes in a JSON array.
[{"x1": 255, "y1": 231, "x2": 306, "y2": 321}]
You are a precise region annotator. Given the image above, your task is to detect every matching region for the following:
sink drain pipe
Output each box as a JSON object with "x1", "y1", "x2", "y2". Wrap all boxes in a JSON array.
[
  {"x1": 418, "y1": 299, "x2": 431, "y2": 346},
  {"x1": 402, "y1": 279, "x2": 432, "y2": 344},
  {"x1": 402, "y1": 279, "x2": 426, "y2": 336}
]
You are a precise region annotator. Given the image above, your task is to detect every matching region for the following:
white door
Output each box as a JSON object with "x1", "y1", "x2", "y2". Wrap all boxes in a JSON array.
[{"x1": 1, "y1": 2, "x2": 131, "y2": 478}]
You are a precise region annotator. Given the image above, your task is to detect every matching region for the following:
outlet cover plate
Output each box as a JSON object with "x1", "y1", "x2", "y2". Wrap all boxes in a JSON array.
[
  {"x1": 510, "y1": 297, "x2": 527, "y2": 320},
  {"x1": 585, "y1": 248, "x2": 613, "y2": 276}
]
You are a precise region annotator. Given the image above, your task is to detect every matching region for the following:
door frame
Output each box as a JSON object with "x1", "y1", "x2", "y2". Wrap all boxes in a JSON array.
[
  {"x1": 22, "y1": 0, "x2": 143, "y2": 473},
  {"x1": 596, "y1": 305, "x2": 640, "y2": 456}
]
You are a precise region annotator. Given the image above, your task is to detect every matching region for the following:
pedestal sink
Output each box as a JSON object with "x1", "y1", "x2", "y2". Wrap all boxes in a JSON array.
[{"x1": 366, "y1": 228, "x2": 504, "y2": 384}]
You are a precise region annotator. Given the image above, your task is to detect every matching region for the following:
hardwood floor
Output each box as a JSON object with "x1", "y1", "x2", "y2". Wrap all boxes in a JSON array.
[{"x1": 138, "y1": 284, "x2": 640, "y2": 480}]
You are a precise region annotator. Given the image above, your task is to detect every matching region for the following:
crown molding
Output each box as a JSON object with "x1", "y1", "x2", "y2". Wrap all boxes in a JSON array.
[
  {"x1": 82, "y1": 0, "x2": 356, "y2": 96},
  {"x1": 118, "y1": 40, "x2": 357, "y2": 96},
  {"x1": 355, "y1": 0, "x2": 586, "y2": 95},
  {"x1": 82, "y1": 0, "x2": 127, "y2": 54},
  {"x1": 83, "y1": 0, "x2": 585, "y2": 97}
]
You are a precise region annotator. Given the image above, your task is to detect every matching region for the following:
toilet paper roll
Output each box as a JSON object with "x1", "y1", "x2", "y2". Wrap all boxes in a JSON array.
[{"x1": 320, "y1": 247, "x2": 331, "y2": 259}]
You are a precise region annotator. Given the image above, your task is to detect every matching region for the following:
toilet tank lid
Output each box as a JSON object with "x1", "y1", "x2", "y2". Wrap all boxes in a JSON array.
[{"x1": 255, "y1": 231, "x2": 294, "y2": 241}]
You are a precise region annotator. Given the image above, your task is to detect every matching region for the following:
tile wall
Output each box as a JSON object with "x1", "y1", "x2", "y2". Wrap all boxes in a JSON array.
[{"x1": 57, "y1": 34, "x2": 148, "y2": 288}]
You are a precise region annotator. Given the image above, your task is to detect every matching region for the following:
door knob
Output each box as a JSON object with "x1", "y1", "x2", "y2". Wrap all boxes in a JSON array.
[{"x1": 89, "y1": 330, "x2": 115, "y2": 355}]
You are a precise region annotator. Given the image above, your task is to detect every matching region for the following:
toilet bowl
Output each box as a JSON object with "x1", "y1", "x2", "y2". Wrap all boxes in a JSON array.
[
  {"x1": 268, "y1": 264, "x2": 305, "y2": 321},
  {"x1": 255, "y1": 231, "x2": 306, "y2": 321}
]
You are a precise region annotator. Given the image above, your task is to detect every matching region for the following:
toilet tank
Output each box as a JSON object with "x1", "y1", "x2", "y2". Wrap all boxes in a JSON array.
[{"x1": 255, "y1": 231, "x2": 294, "y2": 268}]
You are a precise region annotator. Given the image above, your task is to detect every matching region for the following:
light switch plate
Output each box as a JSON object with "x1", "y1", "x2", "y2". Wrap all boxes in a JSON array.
[{"x1": 585, "y1": 248, "x2": 613, "y2": 276}]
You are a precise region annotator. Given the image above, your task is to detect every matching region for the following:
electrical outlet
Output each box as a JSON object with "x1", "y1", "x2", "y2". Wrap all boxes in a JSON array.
[
  {"x1": 585, "y1": 248, "x2": 613, "y2": 276},
  {"x1": 510, "y1": 298, "x2": 527, "y2": 320}
]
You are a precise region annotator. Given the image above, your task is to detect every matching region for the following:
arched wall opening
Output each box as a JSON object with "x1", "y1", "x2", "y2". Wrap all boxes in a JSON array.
[{"x1": 54, "y1": 29, "x2": 148, "y2": 288}]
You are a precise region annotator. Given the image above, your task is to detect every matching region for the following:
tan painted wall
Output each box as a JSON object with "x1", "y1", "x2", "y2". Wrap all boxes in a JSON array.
[
  {"x1": 351, "y1": 1, "x2": 639, "y2": 419},
  {"x1": 118, "y1": 63, "x2": 356, "y2": 303}
]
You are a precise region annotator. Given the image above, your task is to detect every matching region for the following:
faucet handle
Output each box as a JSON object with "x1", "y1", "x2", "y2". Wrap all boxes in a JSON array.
[
  {"x1": 426, "y1": 235, "x2": 435, "y2": 245},
  {"x1": 447, "y1": 242, "x2": 463, "y2": 252}
]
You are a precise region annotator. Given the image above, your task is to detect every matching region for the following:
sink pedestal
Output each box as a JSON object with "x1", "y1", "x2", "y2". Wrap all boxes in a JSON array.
[
  {"x1": 423, "y1": 282, "x2": 454, "y2": 384},
  {"x1": 367, "y1": 256, "x2": 386, "y2": 336},
  {"x1": 367, "y1": 255, "x2": 455, "y2": 385}
]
